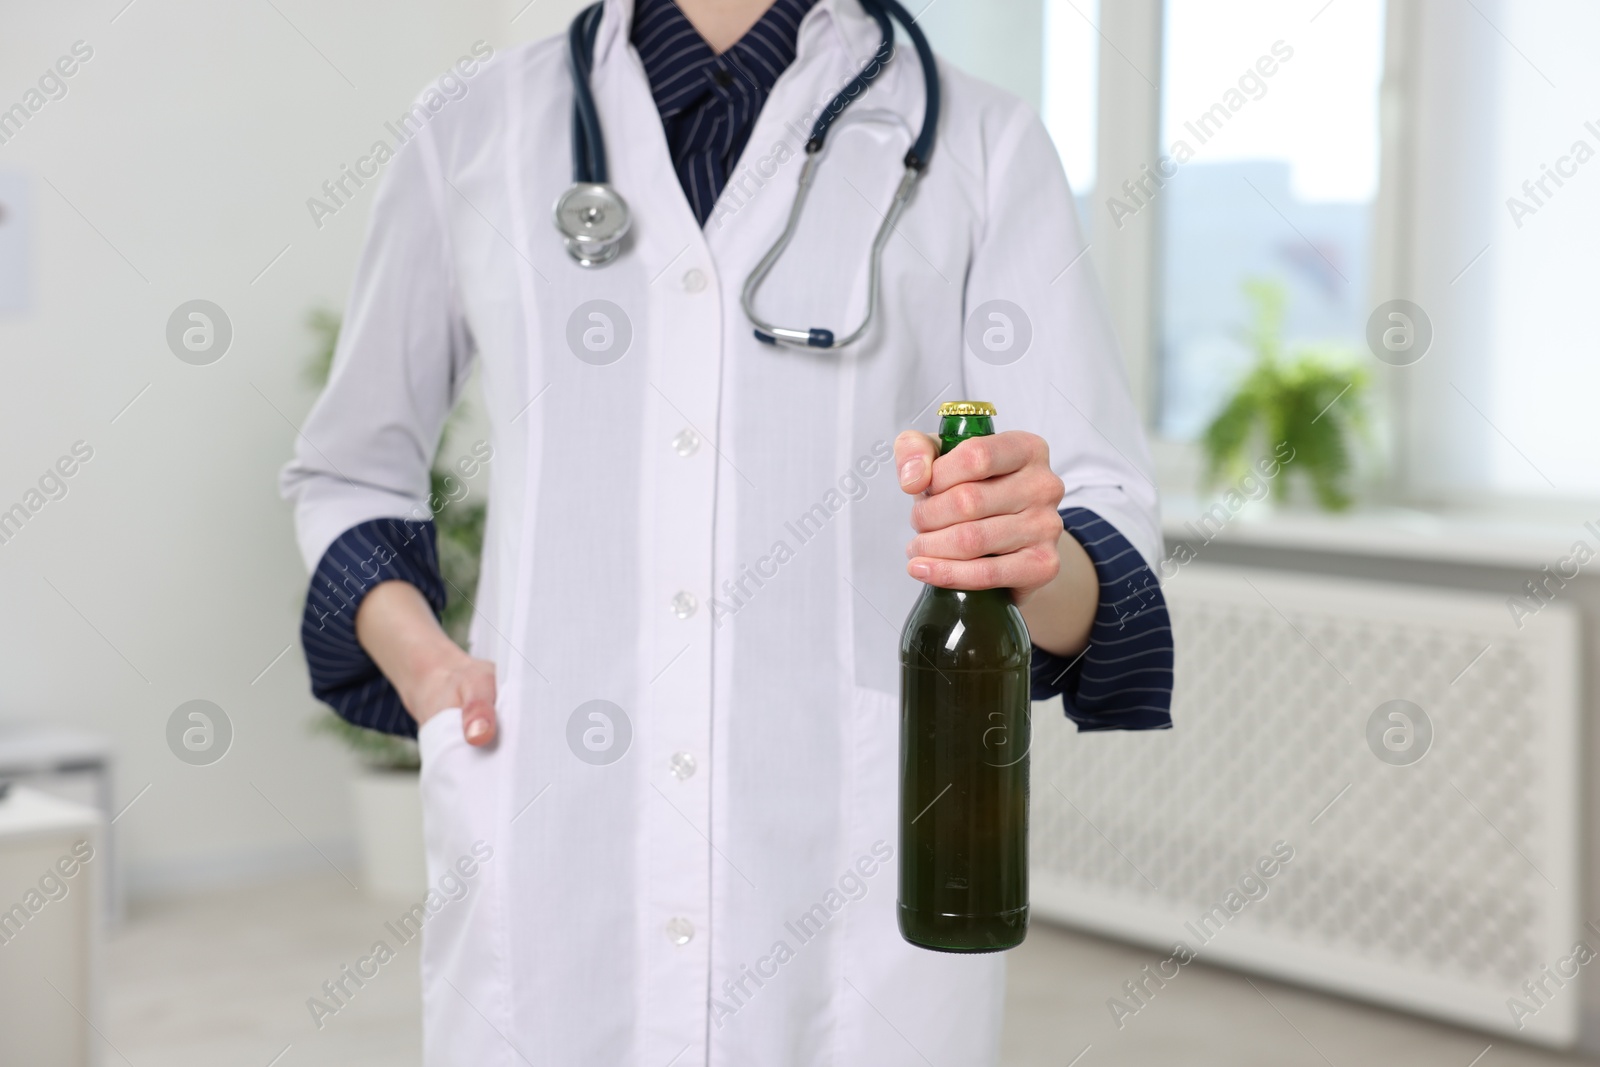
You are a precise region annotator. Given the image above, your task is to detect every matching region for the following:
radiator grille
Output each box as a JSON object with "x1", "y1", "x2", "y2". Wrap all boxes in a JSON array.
[{"x1": 1031, "y1": 563, "x2": 1581, "y2": 1044}]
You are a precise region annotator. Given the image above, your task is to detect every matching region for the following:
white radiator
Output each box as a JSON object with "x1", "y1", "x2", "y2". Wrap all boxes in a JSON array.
[{"x1": 1031, "y1": 562, "x2": 1583, "y2": 1046}]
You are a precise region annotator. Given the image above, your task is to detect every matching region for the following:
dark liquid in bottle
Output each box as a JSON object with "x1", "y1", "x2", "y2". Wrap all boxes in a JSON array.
[{"x1": 898, "y1": 406, "x2": 1031, "y2": 953}]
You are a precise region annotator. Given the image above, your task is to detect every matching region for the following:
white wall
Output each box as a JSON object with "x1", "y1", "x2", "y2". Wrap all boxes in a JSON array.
[{"x1": 0, "y1": 0, "x2": 591, "y2": 898}]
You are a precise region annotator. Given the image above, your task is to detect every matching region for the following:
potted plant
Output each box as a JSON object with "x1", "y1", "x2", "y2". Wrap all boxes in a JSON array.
[
  {"x1": 1201, "y1": 279, "x2": 1369, "y2": 511},
  {"x1": 311, "y1": 715, "x2": 424, "y2": 899},
  {"x1": 303, "y1": 310, "x2": 487, "y2": 898}
]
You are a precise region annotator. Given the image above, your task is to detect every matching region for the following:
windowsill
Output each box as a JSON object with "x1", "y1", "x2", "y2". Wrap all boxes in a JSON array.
[{"x1": 1161, "y1": 495, "x2": 1589, "y2": 571}]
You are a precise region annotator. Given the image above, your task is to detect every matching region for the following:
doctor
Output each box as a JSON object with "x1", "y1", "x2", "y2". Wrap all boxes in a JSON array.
[{"x1": 282, "y1": 0, "x2": 1173, "y2": 1063}]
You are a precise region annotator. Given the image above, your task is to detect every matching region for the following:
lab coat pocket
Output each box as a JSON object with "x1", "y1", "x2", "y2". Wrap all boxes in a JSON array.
[
  {"x1": 417, "y1": 707, "x2": 497, "y2": 850},
  {"x1": 416, "y1": 707, "x2": 513, "y2": 1066},
  {"x1": 417, "y1": 706, "x2": 498, "y2": 914},
  {"x1": 416, "y1": 706, "x2": 463, "y2": 760}
]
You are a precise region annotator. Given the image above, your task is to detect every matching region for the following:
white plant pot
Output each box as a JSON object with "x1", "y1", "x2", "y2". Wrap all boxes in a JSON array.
[{"x1": 350, "y1": 770, "x2": 425, "y2": 901}]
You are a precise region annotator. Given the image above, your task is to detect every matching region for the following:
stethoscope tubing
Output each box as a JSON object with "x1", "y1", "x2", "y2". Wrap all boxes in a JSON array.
[
  {"x1": 744, "y1": 0, "x2": 939, "y2": 348},
  {"x1": 568, "y1": 3, "x2": 608, "y2": 184},
  {"x1": 558, "y1": 0, "x2": 941, "y2": 350},
  {"x1": 879, "y1": 0, "x2": 940, "y2": 169}
]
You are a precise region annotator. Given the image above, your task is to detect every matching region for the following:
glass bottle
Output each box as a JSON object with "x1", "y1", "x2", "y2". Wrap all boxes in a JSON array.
[{"x1": 898, "y1": 401, "x2": 1031, "y2": 952}]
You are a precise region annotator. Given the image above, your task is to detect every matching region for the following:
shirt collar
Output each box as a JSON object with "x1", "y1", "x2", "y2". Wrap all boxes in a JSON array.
[{"x1": 631, "y1": 0, "x2": 820, "y2": 119}]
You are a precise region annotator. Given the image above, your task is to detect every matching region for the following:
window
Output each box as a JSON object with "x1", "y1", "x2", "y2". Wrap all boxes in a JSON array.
[
  {"x1": 1039, "y1": 0, "x2": 1600, "y2": 507},
  {"x1": 1152, "y1": 0, "x2": 1386, "y2": 440},
  {"x1": 1401, "y1": 0, "x2": 1600, "y2": 500},
  {"x1": 1042, "y1": 0, "x2": 1101, "y2": 236}
]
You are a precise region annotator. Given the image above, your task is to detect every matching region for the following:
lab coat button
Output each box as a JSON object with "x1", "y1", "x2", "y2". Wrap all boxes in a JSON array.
[
  {"x1": 669, "y1": 751, "x2": 697, "y2": 780},
  {"x1": 666, "y1": 917, "x2": 695, "y2": 945},
  {"x1": 671, "y1": 591, "x2": 698, "y2": 619},
  {"x1": 682, "y1": 268, "x2": 707, "y2": 293},
  {"x1": 672, "y1": 428, "x2": 700, "y2": 456}
]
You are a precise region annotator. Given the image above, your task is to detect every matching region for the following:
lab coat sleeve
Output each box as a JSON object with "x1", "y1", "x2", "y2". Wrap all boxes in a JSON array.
[
  {"x1": 279, "y1": 123, "x2": 472, "y2": 733},
  {"x1": 960, "y1": 103, "x2": 1173, "y2": 731}
]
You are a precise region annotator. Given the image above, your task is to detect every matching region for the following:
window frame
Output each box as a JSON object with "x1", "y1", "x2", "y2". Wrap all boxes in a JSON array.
[{"x1": 1087, "y1": 0, "x2": 1418, "y2": 504}]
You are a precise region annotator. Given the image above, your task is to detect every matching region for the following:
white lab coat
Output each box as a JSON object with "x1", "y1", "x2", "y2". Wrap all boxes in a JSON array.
[{"x1": 282, "y1": 0, "x2": 1160, "y2": 1063}]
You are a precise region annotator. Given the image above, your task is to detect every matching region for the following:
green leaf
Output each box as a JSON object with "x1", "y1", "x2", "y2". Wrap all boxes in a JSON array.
[
  {"x1": 309, "y1": 712, "x2": 420, "y2": 772},
  {"x1": 1198, "y1": 278, "x2": 1369, "y2": 512}
]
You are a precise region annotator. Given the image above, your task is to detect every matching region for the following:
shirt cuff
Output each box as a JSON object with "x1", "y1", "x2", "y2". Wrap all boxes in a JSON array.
[
  {"x1": 300, "y1": 518, "x2": 447, "y2": 738},
  {"x1": 1031, "y1": 507, "x2": 1174, "y2": 731}
]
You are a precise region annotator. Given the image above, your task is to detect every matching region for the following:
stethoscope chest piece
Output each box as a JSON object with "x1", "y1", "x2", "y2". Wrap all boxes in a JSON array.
[{"x1": 555, "y1": 182, "x2": 630, "y2": 268}]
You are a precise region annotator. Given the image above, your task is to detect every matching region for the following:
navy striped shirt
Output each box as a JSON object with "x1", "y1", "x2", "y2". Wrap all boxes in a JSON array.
[
  {"x1": 302, "y1": 518, "x2": 446, "y2": 737},
  {"x1": 632, "y1": 0, "x2": 819, "y2": 225},
  {"x1": 1034, "y1": 509, "x2": 1174, "y2": 731}
]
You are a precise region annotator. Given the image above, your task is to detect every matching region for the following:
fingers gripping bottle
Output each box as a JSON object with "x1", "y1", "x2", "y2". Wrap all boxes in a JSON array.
[{"x1": 898, "y1": 401, "x2": 1031, "y2": 952}]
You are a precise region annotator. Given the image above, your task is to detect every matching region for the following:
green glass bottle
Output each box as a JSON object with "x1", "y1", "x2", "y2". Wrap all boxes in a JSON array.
[{"x1": 898, "y1": 401, "x2": 1031, "y2": 953}]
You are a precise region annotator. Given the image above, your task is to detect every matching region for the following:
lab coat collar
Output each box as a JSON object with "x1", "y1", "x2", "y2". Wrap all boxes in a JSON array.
[
  {"x1": 594, "y1": 0, "x2": 886, "y2": 80},
  {"x1": 794, "y1": 0, "x2": 889, "y2": 70},
  {"x1": 595, "y1": 0, "x2": 635, "y2": 63}
]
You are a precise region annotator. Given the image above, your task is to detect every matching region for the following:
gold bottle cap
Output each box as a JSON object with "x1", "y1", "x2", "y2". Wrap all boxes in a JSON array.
[{"x1": 938, "y1": 401, "x2": 996, "y2": 417}]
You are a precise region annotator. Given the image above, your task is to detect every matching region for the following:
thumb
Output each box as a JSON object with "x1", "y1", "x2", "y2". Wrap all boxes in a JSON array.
[
  {"x1": 894, "y1": 430, "x2": 939, "y2": 494},
  {"x1": 461, "y1": 671, "x2": 498, "y2": 747}
]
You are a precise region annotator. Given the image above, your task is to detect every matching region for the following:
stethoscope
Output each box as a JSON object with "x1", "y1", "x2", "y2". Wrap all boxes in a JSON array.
[{"x1": 554, "y1": 0, "x2": 941, "y2": 350}]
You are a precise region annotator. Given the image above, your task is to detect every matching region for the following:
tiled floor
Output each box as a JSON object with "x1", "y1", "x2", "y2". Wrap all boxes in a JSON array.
[
  {"x1": 106, "y1": 876, "x2": 422, "y2": 1067},
  {"x1": 101, "y1": 874, "x2": 1600, "y2": 1066}
]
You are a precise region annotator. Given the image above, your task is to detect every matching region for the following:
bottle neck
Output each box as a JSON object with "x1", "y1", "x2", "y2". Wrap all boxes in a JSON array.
[{"x1": 937, "y1": 414, "x2": 994, "y2": 455}]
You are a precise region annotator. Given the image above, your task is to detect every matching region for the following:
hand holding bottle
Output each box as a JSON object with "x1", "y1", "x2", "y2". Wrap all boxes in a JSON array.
[
  {"x1": 893, "y1": 428, "x2": 1066, "y2": 602},
  {"x1": 895, "y1": 422, "x2": 1098, "y2": 658}
]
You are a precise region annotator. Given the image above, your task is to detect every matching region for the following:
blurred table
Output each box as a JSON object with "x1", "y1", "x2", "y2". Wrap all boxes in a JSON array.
[
  {"x1": 0, "y1": 722, "x2": 117, "y2": 920},
  {"x1": 0, "y1": 785, "x2": 102, "y2": 1067}
]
